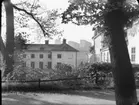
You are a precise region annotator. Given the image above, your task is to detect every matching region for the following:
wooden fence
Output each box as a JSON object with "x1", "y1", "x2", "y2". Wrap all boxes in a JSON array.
[{"x1": 2, "y1": 77, "x2": 91, "y2": 89}]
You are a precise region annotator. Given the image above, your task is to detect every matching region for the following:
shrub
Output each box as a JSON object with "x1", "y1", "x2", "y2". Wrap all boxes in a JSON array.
[
  {"x1": 4, "y1": 66, "x2": 49, "y2": 81},
  {"x1": 88, "y1": 62, "x2": 113, "y2": 87}
]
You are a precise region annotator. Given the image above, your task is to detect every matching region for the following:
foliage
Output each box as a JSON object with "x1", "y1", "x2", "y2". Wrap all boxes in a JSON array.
[
  {"x1": 89, "y1": 46, "x2": 95, "y2": 54},
  {"x1": 14, "y1": 34, "x2": 28, "y2": 50},
  {"x1": 62, "y1": 0, "x2": 139, "y2": 45},
  {"x1": 88, "y1": 62, "x2": 112, "y2": 86},
  {"x1": 3, "y1": 66, "x2": 49, "y2": 81},
  {"x1": 49, "y1": 63, "x2": 74, "y2": 79},
  {"x1": 12, "y1": 0, "x2": 63, "y2": 38}
]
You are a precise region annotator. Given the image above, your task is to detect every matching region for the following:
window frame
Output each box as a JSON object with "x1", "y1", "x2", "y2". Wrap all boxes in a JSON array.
[
  {"x1": 31, "y1": 61, "x2": 35, "y2": 68},
  {"x1": 48, "y1": 62, "x2": 52, "y2": 69},
  {"x1": 39, "y1": 62, "x2": 43, "y2": 69},
  {"x1": 48, "y1": 54, "x2": 52, "y2": 59},
  {"x1": 57, "y1": 54, "x2": 62, "y2": 59},
  {"x1": 40, "y1": 54, "x2": 43, "y2": 59},
  {"x1": 31, "y1": 54, "x2": 35, "y2": 58},
  {"x1": 131, "y1": 47, "x2": 136, "y2": 62}
]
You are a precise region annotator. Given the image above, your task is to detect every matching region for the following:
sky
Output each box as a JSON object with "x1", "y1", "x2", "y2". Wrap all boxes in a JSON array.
[{"x1": 39, "y1": 0, "x2": 94, "y2": 44}]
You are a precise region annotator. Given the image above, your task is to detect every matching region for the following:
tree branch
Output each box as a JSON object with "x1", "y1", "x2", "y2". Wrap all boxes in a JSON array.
[{"x1": 12, "y1": 4, "x2": 49, "y2": 36}]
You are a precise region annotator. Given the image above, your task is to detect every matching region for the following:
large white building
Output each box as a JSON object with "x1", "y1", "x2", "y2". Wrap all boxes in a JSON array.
[
  {"x1": 22, "y1": 39, "x2": 78, "y2": 69},
  {"x1": 91, "y1": 21, "x2": 139, "y2": 64}
]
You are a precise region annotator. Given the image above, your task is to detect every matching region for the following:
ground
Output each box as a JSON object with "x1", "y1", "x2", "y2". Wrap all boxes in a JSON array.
[{"x1": 2, "y1": 89, "x2": 139, "y2": 105}]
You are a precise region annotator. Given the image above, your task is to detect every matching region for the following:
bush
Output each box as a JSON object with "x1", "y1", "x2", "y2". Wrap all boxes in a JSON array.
[
  {"x1": 3, "y1": 66, "x2": 49, "y2": 81},
  {"x1": 88, "y1": 62, "x2": 113, "y2": 88}
]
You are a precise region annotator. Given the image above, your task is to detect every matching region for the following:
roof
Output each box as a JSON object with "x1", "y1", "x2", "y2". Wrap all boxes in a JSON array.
[{"x1": 25, "y1": 43, "x2": 79, "y2": 52}]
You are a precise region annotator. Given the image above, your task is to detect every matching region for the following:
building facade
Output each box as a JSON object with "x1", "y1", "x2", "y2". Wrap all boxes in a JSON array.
[
  {"x1": 68, "y1": 40, "x2": 92, "y2": 65},
  {"x1": 91, "y1": 21, "x2": 139, "y2": 64},
  {"x1": 0, "y1": 51, "x2": 3, "y2": 67},
  {"x1": 23, "y1": 39, "x2": 78, "y2": 69}
]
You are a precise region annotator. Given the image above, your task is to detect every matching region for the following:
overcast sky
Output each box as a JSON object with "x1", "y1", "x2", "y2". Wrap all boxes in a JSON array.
[{"x1": 39, "y1": 0, "x2": 94, "y2": 44}]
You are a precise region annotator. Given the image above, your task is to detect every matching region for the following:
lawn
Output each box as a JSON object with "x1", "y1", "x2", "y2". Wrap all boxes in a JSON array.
[{"x1": 2, "y1": 89, "x2": 139, "y2": 105}]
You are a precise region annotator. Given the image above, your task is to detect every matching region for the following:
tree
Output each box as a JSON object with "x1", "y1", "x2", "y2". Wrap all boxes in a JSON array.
[
  {"x1": 1, "y1": 0, "x2": 62, "y2": 77},
  {"x1": 62, "y1": 0, "x2": 139, "y2": 105}
]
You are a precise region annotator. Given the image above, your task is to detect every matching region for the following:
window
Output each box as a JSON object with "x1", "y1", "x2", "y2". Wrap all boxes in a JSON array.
[
  {"x1": 57, "y1": 54, "x2": 61, "y2": 59},
  {"x1": 31, "y1": 54, "x2": 35, "y2": 58},
  {"x1": 107, "y1": 52, "x2": 109, "y2": 62},
  {"x1": 48, "y1": 62, "x2": 52, "y2": 69},
  {"x1": 23, "y1": 54, "x2": 26, "y2": 58},
  {"x1": 103, "y1": 53, "x2": 105, "y2": 62},
  {"x1": 131, "y1": 47, "x2": 136, "y2": 62},
  {"x1": 23, "y1": 62, "x2": 26, "y2": 67},
  {"x1": 31, "y1": 62, "x2": 35, "y2": 68},
  {"x1": 48, "y1": 54, "x2": 52, "y2": 59},
  {"x1": 39, "y1": 62, "x2": 43, "y2": 69},
  {"x1": 40, "y1": 47, "x2": 44, "y2": 50},
  {"x1": 57, "y1": 62, "x2": 61, "y2": 66},
  {"x1": 40, "y1": 54, "x2": 43, "y2": 58}
]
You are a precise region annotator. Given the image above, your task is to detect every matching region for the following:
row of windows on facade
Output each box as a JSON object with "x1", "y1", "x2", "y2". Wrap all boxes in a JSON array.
[
  {"x1": 131, "y1": 47, "x2": 136, "y2": 62},
  {"x1": 101, "y1": 47, "x2": 136, "y2": 63},
  {"x1": 23, "y1": 54, "x2": 62, "y2": 59},
  {"x1": 23, "y1": 62, "x2": 62, "y2": 69}
]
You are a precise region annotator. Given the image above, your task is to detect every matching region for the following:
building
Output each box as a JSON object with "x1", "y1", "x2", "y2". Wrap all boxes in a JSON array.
[
  {"x1": 91, "y1": 20, "x2": 139, "y2": 64},
  {"x1": 68, "y1": 40, "x2": 92, "y2": 65},
  {"x1": 0, "y1": 51, "x2": 4, "y2": 71},
  {"x1": 55, "y1": 38, "x2": 61, "y2": 44},
  {"x1": 23, "y1": 39, "x2": 78, "y2": 69},
  {"x1": 0, "y1": 51, "x2": 3, "y2": 66},
  {"x1": 68, "y1": 41, "x2": 80, "y2": 50},
  {"x1": 79, "y1": 40, "x2": 92, "y2": 51}
]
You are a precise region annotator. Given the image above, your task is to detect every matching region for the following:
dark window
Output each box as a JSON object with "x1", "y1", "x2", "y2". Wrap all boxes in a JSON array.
[
  {"x1": 40, "y1": 47, "x2": 44, "y2": 50},
  {"x1": 23, "y1": 62, "x2": 26, "y2": 67},
  {"x1": 40, "y1": 54, "x2": 43, "y2": 58},
  {"x1": 31, "y1": 54, "x2": 35, "y2": 58},
  {"x1": 131, "y1": 47, "x2": 136, "y2": 62},
  {"x1": 57, "y1": 54, "x2": 61, "y2": 58},
  {"x1": 48, "y1": 62, "x2": 52, "y2": 69},
  {"x1": 57, "y1": 62, "x2": 61, "y2": 66},
  {"x1": 48, "y1": 54, "x2": 52, "y2": 59},
  {"x1": 31, "y1": 62, "x2": 35, "y2": 68},
  {"x1": 131, "y1": 47, "x2": 136, "y2": 53},
  {"x1": 39, "y1": 62, "x2": 43, "y2": 69},
  {"x1": 23, "y1": 54, "x2": 26, "y2": 58}
]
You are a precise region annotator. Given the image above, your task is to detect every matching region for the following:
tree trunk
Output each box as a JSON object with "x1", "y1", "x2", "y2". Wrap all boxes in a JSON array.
[
  {"x1": 3, "y1": 0, "x2": 14, "y2": 77},
  {"x1": 105, "y1": 6, "x2": 137, "y2": 105}
]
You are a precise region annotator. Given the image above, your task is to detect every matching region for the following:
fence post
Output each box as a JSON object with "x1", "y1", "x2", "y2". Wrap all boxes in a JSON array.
[{"x1": 38, "y1": 79, "x2": 41, "y2": 89}]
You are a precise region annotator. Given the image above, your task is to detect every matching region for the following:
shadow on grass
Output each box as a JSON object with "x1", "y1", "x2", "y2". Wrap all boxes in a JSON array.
[
  {"x1": 2, "y1": 82, "x2": 115, "y2": 102},
  {"x1": 2, "y1": 93, "x2": 66, "y2": 105}
]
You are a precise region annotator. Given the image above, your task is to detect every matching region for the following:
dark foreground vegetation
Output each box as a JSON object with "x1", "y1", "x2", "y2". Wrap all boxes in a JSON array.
[{"x1": 2, "y1": 63, "x2": 139, "y2": 93}]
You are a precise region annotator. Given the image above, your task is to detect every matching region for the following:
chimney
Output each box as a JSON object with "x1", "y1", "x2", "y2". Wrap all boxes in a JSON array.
[
  {"x1": 63, "y1": 39, "x2": 66, "y2": 44},
  {"x1": 45, "y1": 40, "x2": 49, "y2": 45}
]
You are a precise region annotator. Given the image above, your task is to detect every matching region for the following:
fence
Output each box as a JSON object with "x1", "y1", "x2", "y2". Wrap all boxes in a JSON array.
[{"x1": 2, "y1": 77, "x2": 91, "y2": 91}]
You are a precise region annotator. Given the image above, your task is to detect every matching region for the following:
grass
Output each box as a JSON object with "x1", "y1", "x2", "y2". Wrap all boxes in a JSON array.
[{"x1": 2, "y1": 89, "x2": 116, "y2": 105}]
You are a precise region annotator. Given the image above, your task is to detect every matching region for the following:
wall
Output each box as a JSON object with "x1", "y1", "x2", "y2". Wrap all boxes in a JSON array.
[
  {"x1": 77, "y1": 51, "x2": 89, "y2": 65},
  {"x1": 0, "y1": 51, "x2": 3, "y2": 69},
  {"x1": 94, "y1": 35, "x2": 102, "y2": 62},
  {"x1": 92, "y1": 21, "x2": 139, "y2": 64},
  {"x1": 23, "y1": 51, "x2": 51, "y2": 69},
  {"x1": 128, "y1": 32, "x2": 139, "y2": 64},
  {"x1": 51, "y1": 51, "x2": 77, "y2": 69}
]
